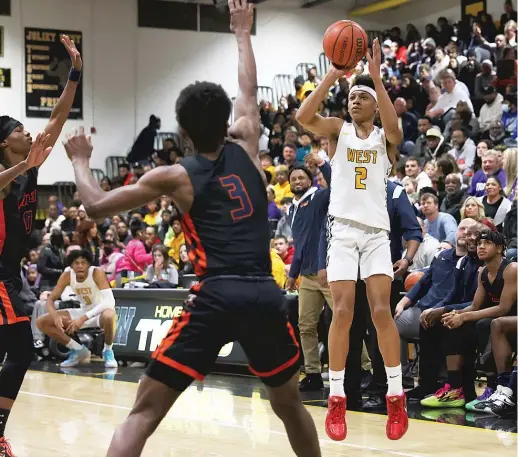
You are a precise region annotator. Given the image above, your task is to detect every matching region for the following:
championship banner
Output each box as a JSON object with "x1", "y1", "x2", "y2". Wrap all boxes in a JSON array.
[{"x1": 25, "y1": 28, "x2": 83, "y2": 119}]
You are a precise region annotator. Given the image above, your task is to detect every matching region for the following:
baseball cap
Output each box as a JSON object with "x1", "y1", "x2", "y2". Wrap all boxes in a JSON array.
[
  {"x1": 425, "y1": 127, "x2": 442, "y2": 138},
  {"x1": 383, "y1": 39, "x2": 393, "y2": 47},
  {"x1": 482, "y1": 86, "x2": 496, "y2": 95}
]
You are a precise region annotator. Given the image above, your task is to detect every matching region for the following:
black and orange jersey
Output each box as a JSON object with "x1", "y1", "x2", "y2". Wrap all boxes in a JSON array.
[
  {"x1": 0, "y1": 166, "x2": 38, "y2": 287},
  {"x1": 179, "y1": 142, "x2": 271, "y2": 278}
]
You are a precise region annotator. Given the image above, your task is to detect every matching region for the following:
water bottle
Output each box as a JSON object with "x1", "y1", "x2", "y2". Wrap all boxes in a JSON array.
[{"x1": 127, "y1": 271, "x2": 135, "y2": 289}]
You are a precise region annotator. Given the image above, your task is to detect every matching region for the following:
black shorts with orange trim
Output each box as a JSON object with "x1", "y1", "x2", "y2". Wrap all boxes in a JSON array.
[
  {"x1": 147, "y1": 276, "x2": 300, "y2": 391},
  {"x1": 0, "y1": 277, "x2": 29, "y2": 326}
]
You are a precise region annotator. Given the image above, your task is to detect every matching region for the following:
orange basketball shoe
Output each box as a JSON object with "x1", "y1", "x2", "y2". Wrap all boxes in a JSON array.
[
  {"x1": 325, "y1": 396, "x2": 347, "y2": 441},
  {"x1": 386, "y1": 393, "x2": 409, "y2": 440}
]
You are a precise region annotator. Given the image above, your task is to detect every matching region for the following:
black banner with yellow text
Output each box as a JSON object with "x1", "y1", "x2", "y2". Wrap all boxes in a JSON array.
[{"x1": 25, "y1": 27, "x2": 83, "y2": 119}]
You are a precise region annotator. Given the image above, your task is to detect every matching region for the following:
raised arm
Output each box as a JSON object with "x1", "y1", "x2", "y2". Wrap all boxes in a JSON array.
[
  {"x1": 295, "y1": 69, "x2": 345, "y2": 159},
  {"x1": 43, "y1": 35, "x2": 83, "y2": 148},
  {"x1": 227, "y1": 0, "x2": 261, "y2": 167},
  {"x1": 366, "y1": 38, "x2": 403, "y2": 161},
  {"x1": 64, "y1": 129, "x2": 183, "y2": 219}
]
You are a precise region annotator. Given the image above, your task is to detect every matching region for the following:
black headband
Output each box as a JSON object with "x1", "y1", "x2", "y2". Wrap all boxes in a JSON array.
[
  {"x1": 0, "y1": 117, "x2": 22, "y2": 143},
  {"x1": 478, "y1": 230, "x2": 506, "y2": 247}
]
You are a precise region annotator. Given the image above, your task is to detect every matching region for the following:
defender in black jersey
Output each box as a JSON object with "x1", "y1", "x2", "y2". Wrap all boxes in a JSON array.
[
  {"x1": 0, "y1": 35, "x2": 82, "y2": 456},
  {"x1": 66, "y1": 2, "x2": 321, "y2": 456}
]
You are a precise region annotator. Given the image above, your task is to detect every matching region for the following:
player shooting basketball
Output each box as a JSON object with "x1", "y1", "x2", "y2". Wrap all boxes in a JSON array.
[{"x1": 296, "y1": 38, "x2": 408, "y2": 441}]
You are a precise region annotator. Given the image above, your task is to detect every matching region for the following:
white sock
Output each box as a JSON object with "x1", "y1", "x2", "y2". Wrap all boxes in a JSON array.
[
  {"x1": 104, "y1": 343, "x2": 113, "y2": 351},
  {"x1": 385, "y1": 364, "x2": 403, "y2": 396},
  {"x1": 66, "y1": 339, "x2": 82, "y2": 351},
  {"x1": 329, "y1": 369, "x2": 345, "y2": 397}
]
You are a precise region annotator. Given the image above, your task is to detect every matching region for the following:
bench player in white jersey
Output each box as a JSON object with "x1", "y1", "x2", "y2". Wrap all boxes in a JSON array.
[
  {"x1": 296, "y1": 38, "x2": 408, "y2": 441},
  {"x1": 37, "y1": 249, "x2": 118, "y2": 368}
]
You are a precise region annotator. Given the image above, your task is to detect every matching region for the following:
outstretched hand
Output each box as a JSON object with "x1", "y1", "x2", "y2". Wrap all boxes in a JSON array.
[
  {"x1": 229, "y1": 0, "x2": 254, "y2": 34},
  {"x1": 63, "y1": 127, "x2": 93, "y2": 163},
  {"x1": 24, "y1": 133, "x2": 53, "y2": 169},
  {"x1": 61, "y1": 34, "x2": 82, "y2": 71},
  {"x1": 365, "y1": 38, "x2": 382, "y2": 81}
]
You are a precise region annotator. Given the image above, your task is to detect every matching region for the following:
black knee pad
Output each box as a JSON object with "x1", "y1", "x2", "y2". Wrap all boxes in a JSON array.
[{"x1": 0, "y1": 322, "x2": 33, "y2": 400}]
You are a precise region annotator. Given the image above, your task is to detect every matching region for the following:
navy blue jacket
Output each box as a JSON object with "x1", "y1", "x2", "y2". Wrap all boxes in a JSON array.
[
  {"x1": 433, "y1": 254, "x2": 484, "y2": 311},
  {"x1": 318, "y1": 181, "x2": 422, "y2": 269},
  {"x1": 406, "y1": 248, "x2": 463, "y2": 310},
  {"x1": 289, "y1": 162, "x2": 331, "y2": 278}
]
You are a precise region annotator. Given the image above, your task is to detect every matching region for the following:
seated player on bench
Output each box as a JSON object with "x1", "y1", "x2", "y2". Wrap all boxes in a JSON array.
[{"x1": 37, "y1": 249, "x2": 118, "y2": 368}]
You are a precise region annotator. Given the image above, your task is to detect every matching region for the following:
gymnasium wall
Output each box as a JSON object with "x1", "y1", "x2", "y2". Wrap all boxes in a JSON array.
[{"x1": 0, "y1": 0, "x2": 455, "y2": 185}]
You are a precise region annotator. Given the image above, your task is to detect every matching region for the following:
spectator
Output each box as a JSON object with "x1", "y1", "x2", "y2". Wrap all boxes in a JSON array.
[
  {"x1": 100, "y1": 177, "x2": 112, "y2": 191},
  {"x1": 474, "y1": 139, "x2": 494, "y2": 172},
  {"x1": 273, "y1": 235, "x2": 294, "y2": 266},
  {"x1": 75, "y1": 219, "x2": 102, "y2": 266},
  {"x1": 474, "y1": 60, "x2": 497, "y2": 99},
  {"x1": 501, "y1": 94, "x2": 518, "y2": 140},
  {"x1": 44, "y1": 204, "x2": 65, "y2": 234},
  {"x1": 478, "y1": 176, "x2": 512, "y2": 230},
  {"x1": 484, "y1": 120, "x2": 508, "y2": 147},
  {"x1": 275, "y1": 197, "x2": 293, "y2": 241},
  {"x1": 116, "y1": 220, "x2": 132, "y2": 246},
  {"x1": 157, "y1": 209, "x2": 172, "y2": 243},
  {"x1": 145, "y1": 244, "x2": 178, "y2": 286},
  {"x1": 60, "y1": 205, "x2": 78, "y2": 236},
  {"x1": 267, "y1": 187, "x2": 282, "y2": 221},
  {"x1": 424, "y1": 127, "x2": 451, "y2": 160},
  {"x1": 448, "y1": 127, "x2": 476, "y2": 175},
  {"x1": 395, "y1": 218, "x2": 477, "y2": 384},
  {"x1": 404, "y1": 156, "x2": 432, "y2": 190},
  {"x1": 25, "y1": 264, "x2": 41, "y2": 297},
  {"x1": 420, "y1": 192, "x2": 458, "y2": 247},
  {"x1": 401, "y1": 176, "x2": 419, "y2": 204},
  {"x1": 318, "y1": 137, "x2": 330, "y2": 162},
  {"x1": 115, "y1": 219, "x2": 153, "y2": 277},
  {"x1": 414, "y1": 116, "x2": 434, "y2": 163},
  {"x1": 143, "y1": 201, "x2": 160, "y2": 226},
  {"x1": 469, "y1": 149, "x2": 507, "y2": 197},
  {"x1": 425, "y1": 86, "x2": 441, "y2": 117},
  {"x1": 272, "y1": 166, "x2": 293, "y2": 206},
  {"x1": 177, "y1": 244, "x2": 194, "y2": 277},
  {"x1": 478, "y1": 86, "x2": 504, "y2": 133},
  {"x1": 500, "y1": 1, "x2": 518, "y2": 33},
  {"x1": 113, "y1": 163, "x2": 132, "y2": 187},
  {"x1": 296, "y1": 133, "x2": 312, "y2": 162},
  {"x1": 144, "y1": 225, "x2": 160, "y2": 253},
  {"x1": 504, "y1": 19, "x2": 517, "y2": 45},
  {"x1": 37, "y1": 229, "x2": 65, "y2": 290},
  {"x1": 127, "y1": 115, "x2": 160, "y2": 163},
  {"x1": 405, "y1": 24, "x2": 421, "y2": 45},
  {"x1": 503, "y1": 147, "x2": 518, "y2": 199},
  {"x1": 460, "y1": 196, "x2": 486, "y2": 221},
  {"x1": 394, "y1": 97, "x2": 419, "y2": 149},
  {"x1": 431, "y1": 48, "x2": 450, "y2": 84},
  {"x1": 440, "y1": 173, "x2": 467, "y2": 222},
  {"x1": 402, "y1": 216, "x2": 441, "y2": 272},
  {"x1": 457, "y1": 53, "x2": 482, "y2": 98},
  {"x1": 100, "y1": 234, "x2": 124, "y2": 281},
  {"x1": 281, "y1": 144, "x2": 302, "y2": 169},
  {"x1": 165, "y1": 217, "x2": 185, "y2": 265}
]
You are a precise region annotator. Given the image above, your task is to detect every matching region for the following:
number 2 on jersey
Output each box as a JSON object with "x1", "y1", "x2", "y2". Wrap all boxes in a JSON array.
[
  {"x1": 355, "y1": 167, "x2": 367, "y2": 190},
  {"x1": 219, "y1": 175, "x2": 254, "y2": 221}
]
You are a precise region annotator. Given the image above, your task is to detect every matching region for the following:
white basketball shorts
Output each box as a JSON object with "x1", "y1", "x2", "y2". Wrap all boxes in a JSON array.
[
  {"x1": 67, "y1": 308, "x2": 101, "y2": 329},
  {"x1": 326, "y1": 216, "x2": 394, "y2": 282}
]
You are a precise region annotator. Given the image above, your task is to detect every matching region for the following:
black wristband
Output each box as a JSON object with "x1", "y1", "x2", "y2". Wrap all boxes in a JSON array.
[{"x1": 68, "y1": 67, "x2": 82, "y2": 82}]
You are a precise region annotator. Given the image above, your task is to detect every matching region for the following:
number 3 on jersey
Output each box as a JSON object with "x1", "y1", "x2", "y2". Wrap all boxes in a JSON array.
[
  {"x1": 355, "y1": 167, "x2": 367, "y2": 190},
  {"x1": 220, "y1": 175, "x2": 254, "y2": 221}
]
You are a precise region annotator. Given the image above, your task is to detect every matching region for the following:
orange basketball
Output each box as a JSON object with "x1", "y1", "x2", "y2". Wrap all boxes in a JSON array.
[
  {"x1": 404, "y1": 271, "x2": 424, "y2": 292},
  {"x1": 323, "y1": 20, "x2": 368, "y2": 69}
]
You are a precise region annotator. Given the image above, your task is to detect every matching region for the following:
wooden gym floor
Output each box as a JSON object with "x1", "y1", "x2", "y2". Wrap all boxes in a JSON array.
[{"x1": 8, "y1": 362, "x2": 517, "y2": 456}]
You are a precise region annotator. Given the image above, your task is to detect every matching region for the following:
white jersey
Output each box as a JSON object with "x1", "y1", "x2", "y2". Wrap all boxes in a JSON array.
[
  {"x1": 328, "y1": 122, "x2": 391, "y2": 231},
  {"x1": 68, "y1": 266, "x2": 102, "y2": 312}
]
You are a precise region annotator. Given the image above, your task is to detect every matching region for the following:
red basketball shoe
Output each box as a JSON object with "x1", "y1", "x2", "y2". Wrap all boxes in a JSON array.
[
  {"x1": 386, "y1": 393, "x2": 408, "y2": 440},
  {"x1": 325, "y1": 396, "x2": 347, "y2": 441},
  {"x1": 0, "y1": 436, "x2": 17, "y2": 456}
]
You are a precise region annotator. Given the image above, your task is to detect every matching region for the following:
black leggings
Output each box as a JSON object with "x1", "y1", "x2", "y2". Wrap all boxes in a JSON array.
[{"x1": 0, "y1": 322, "x2": 33, "y2": 400}]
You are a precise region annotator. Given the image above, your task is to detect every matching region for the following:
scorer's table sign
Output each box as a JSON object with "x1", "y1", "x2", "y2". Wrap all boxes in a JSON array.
[{"x1": 25, "y1": 28, "x2": 83, "y2": 119}]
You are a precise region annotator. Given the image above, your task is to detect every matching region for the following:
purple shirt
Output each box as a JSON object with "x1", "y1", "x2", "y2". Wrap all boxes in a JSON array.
[
  {"x1": 468, "y1": 168, "x2": 507, "y2": 198},
  {"x1": 268, "y1": 201, "x2": 281, "y2": 220}
]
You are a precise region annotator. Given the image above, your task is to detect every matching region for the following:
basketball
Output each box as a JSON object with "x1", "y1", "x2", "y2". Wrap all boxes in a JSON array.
[
  {"x1": 323, "y1": 20, "x2": 368, "y2": 69},
  {"x1": 404, "y1": 271, "x2": 424, "y2": 292}
]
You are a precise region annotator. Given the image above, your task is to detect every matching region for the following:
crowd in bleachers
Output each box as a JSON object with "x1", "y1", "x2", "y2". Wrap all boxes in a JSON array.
[{"x1": 19, "y1": 2, "x2": 518, "y2": 415}]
